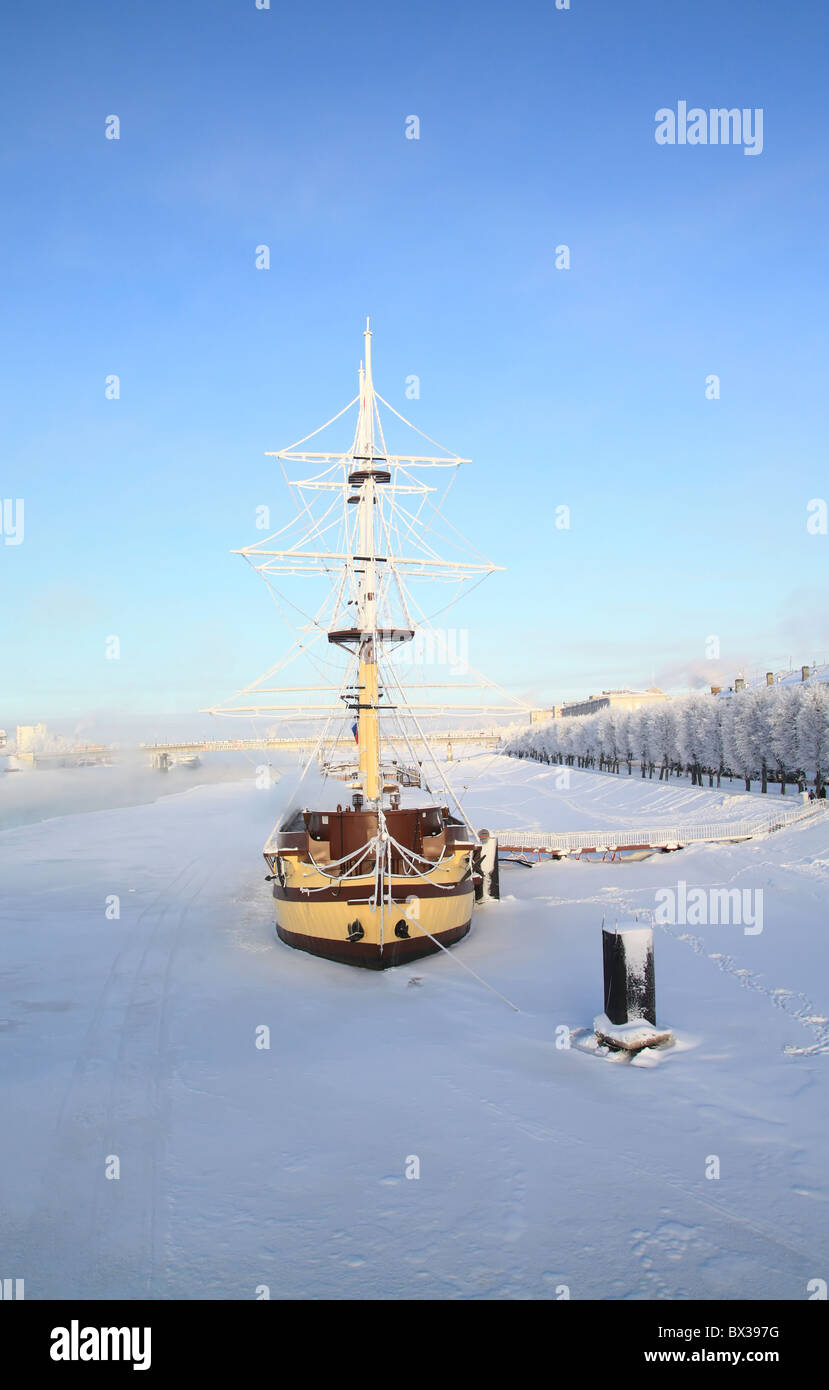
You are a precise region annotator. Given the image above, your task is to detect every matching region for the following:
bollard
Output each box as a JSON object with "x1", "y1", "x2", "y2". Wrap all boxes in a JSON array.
[
  {"x1": 603, "y1": 924, "x2": 655, "y2": 1025},
  {"x1": 474, "y1": 829, "x2": 500, "y2": 903},
  {"x1": 595, "y1": 923, "x2": 673, "y2": 1053}
]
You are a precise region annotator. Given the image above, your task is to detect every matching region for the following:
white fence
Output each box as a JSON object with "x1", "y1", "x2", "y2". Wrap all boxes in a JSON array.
[{"x1": 492, "y1": 799, "x2": 825, "y2": 853}]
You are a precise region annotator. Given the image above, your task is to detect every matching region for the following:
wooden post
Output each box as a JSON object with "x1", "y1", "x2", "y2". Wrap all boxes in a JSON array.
[{"x1": 474, "y1": 829, "x2": 500, "y2": 902}]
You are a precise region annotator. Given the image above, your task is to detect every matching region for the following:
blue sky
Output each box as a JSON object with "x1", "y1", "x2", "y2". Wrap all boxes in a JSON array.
[{"x1": 1, "y1": 0, "x2": 828, "y2": 734}]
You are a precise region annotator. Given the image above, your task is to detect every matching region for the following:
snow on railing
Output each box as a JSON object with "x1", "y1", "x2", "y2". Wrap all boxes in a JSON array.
[{"x1": 492, "y1": 799, "x2": 825, "y2": 852}]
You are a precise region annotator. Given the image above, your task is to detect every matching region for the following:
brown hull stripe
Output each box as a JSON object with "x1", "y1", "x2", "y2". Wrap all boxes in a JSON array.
[
  {"x1": 273, "y1": 881, "x2": 474, "y2": 903},
  {"x1": 275, "y1": 920, "x2": 472, "y2": 970}
]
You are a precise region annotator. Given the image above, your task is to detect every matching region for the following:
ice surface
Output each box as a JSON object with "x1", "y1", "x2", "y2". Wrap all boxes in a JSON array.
[{"x1": 1, "y1": 753, "x2": 827, "y2": 1300}]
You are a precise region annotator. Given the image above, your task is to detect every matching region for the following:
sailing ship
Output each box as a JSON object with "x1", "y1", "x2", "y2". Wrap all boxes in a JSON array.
[{"x1": 206, "y1": 321, "x2": 516, "y2": 968}]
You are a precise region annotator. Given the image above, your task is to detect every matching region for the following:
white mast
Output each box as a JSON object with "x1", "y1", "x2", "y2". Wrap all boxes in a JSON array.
[
  {"x1": 354, "y1": 317, "x2": 381, "y2": 801},
  {"x1": 357, "y1": 317, "x2": 376, "y2": 635},
  {"x1": 204, "y1": 321, "x2": 530, "y2": 765}
]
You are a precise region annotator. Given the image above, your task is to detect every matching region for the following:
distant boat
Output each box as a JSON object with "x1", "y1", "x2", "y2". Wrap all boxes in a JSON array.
[{"x1": 207, "y1": 322, "x2": 513, "y2": 969}]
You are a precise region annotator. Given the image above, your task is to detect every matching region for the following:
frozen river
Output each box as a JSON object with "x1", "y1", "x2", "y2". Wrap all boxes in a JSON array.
[{"x1": 1, "y1": 755, "x2": 827, "y2": 1299}]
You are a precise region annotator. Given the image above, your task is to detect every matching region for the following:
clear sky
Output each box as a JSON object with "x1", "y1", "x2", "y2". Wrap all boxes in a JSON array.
[{"x1": 2, "y1": 0, "x2": 828, "y2": 735}]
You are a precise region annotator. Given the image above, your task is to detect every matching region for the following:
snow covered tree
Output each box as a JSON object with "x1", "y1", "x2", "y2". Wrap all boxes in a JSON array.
[
  {"x1": 725, "y1": 687, "x2": 771, "y2": 792},
  {"x1": 769, "y1": 686, "x2": 799, "y2": 793},
  {"x1": 794, "y1": 682, "x2": 829, "y2": 796},
  {"x1": 636, "y1": 705, "x2": 654, "y2": 776},
  {"x1": 700, "y1": 696, "x2": 726, "y2": 786},
  {"x1": 647, "y1": 703, "x2": 678, "y2": 780},
  {"x1": 503, "y1": 678, "x2": 829, "y2": 796},
  {"x1": 615, "y1": 710, "x2": 635, "y2": 774},
  {"x1": 597, "y1": 710, "x2": 619, "y2": 772},
  {"x1": 557, "y1": 718, "x2": 574, "y2": 765},
  {"x1": 677, "y1": 696, "x2": 710, "y2": 786}
]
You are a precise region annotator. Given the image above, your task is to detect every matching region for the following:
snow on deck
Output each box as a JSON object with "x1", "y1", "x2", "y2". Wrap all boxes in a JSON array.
[{"x1": 1, "y1": 754, "x2": 827, "y2": 1299}]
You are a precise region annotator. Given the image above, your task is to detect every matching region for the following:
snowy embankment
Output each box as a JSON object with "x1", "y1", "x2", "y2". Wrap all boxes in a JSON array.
[
  {"x1": 1, "y1": 754, "x2": 827, "y2": 1300},
  {"x1": 444, "y1": 754, "x2": 778, "y2": 831}
]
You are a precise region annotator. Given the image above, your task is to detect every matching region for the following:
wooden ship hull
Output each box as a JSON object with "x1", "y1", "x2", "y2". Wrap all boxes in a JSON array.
[{"x1": 265, "y1": 805, "x2": 477, "y2": 969}]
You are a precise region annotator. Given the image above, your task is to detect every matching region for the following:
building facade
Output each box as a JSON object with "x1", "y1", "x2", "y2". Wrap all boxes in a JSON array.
[{"x1": 558, "y1": 689, "x2": 669, "y2": 719}]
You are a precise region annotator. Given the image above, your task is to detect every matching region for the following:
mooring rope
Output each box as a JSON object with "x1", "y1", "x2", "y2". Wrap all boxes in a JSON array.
[{"x1": 396, "y1": 898, "x2": 520, "y2": 1012}]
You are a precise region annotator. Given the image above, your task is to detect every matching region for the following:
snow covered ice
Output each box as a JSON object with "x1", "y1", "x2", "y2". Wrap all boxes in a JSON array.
[{"x1": 1, "y1": 753, "x2": 828, "y2": 1300}]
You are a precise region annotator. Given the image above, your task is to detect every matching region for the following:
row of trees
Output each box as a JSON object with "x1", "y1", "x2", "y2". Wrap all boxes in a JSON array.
[{"x1": 505, "y1": 682, "x2": 829, "y2": 795}]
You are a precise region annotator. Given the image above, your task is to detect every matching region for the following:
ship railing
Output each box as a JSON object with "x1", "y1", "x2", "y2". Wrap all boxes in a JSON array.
[
  {"x1": 284, "y1": 829, "x2": 457, "y2": 887},
  {"x1": 302, "y1": 839, "x2": 380, "y2": 882}
]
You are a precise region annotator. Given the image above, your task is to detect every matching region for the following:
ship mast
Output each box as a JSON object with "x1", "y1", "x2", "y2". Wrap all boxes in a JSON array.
[
  {"x1": 205, "y1": 321, "x2": 530, "y2": 767},
  {"x1": 354, "y1": 318, "x2": 381, "y2": 802}
]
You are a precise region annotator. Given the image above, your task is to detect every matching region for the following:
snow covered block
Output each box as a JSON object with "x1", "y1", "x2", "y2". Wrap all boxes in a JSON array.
[{"x1": 593, "y1": 1013, "x2": 674, "y2": 1053}]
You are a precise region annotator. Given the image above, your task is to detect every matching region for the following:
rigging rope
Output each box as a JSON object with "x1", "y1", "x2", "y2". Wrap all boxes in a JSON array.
[{"x1": 277, "y1": 395, "x2": 360, "y2": 454}]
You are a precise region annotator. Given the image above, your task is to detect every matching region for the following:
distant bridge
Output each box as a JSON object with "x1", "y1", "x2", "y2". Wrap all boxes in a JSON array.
[{"x1": 140, "y1": 731, "x2": 501, "y2": 755}]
